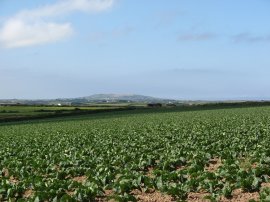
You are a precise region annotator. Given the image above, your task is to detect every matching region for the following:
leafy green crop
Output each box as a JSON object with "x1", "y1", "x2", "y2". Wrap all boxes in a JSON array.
[{"x1": 1, "y1": 106, "x2": 270, "y2": 201}]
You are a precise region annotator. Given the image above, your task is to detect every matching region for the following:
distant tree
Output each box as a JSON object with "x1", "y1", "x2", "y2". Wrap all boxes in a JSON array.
[{"x1": 147, "y1": 103, "x2": 162, "y2": 107}]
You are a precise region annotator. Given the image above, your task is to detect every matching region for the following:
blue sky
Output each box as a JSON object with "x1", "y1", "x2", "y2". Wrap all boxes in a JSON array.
[{"x1": 0, "y1": 0, "x2": 270, "y2": 100}]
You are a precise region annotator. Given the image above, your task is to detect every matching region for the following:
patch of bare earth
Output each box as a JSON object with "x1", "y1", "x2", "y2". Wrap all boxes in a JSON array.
[
  {"x1": 95, "y1": 190, "x2": 115, "y2": 202},
  {"x1": 132, "y1": 189, "x2": 175, "y2": 202},
  {"x1": 188, "y1": 188, "x2": 260, "y2": 202},
  {"x1": 146, "y1": 167, "x2": 155, "y2": 179},
  {"x1": 2, "y1": 168, "x2": 19, "y2": 185},
  {"x1": 53, "y1": 165, "x2": 61, "y2": 171},
  {"x1": 65, "y1": 175, "x2": 88, "y2": 196},
  {"x1": 23, "y1": 189, "x2": 34, "y2": 198},
  {"x1": 66, "y1": 190, "x2": 75, "y2": 196},
  {"x1": 187, "y1": 192, "x2": 211, "y2": 202},
  {"x1": 72, "y1": 175, "x2": 87, "y2": 183},
  {"x1": 176, "y1": 165, "x2": 186, "y2": 171},
  {"x1": 9, "y1": 176, "x2": 19, "y2": 184},
  {"x1": 2, "y1": 168, "x2": 9, "y2": 177},
  {"x1": 205, "y1": 158, "x2": 222, "y2": 172},
  {"x1": 261, "y1": 182, "x2": 270, "y2": 188},
  {"x1": 219, "y1": 189, "x2": 259, "y2": 202}
]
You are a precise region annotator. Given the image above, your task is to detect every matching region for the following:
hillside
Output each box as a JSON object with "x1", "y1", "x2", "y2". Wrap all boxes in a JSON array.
[
  {"x1": 80, "y1": 94, "x2": 172, "y2": 102},
  {"x1": 0, "y1": 94, "x2": 175, "y2": 105}
]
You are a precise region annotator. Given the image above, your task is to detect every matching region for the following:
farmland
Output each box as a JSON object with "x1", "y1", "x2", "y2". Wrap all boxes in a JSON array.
[
  {"x1": 0, "y1": 105, "x2": 139, "y2": 122},
  {"x1": 1, "y1": 106, "x2": 270, "y2": 201}
]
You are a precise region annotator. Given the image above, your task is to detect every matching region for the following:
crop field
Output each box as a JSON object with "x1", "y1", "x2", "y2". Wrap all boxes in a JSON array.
[{"x1": 1, "y1": 106, "x2": 270, "y2": 201}]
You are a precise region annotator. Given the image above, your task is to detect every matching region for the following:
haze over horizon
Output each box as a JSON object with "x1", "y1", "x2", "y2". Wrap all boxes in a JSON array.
[{"x1": 1, "y1": 0, "x2": 270, "y2": 100}]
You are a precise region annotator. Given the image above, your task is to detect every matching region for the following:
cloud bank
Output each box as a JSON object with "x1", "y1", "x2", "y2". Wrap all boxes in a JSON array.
[
  {"x1": 232, "y1": 33, "x2": 270, "y2": 43},
  {"x1": 0, "y1": 0, "x2": 114, "y2": 48}
]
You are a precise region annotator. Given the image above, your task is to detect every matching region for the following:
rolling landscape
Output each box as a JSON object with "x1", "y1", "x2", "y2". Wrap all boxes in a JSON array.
[
  {"x1": 0, "y1": 94, "x2": 176, "y2": 105},
  {"x1": 1, "y1": 0, "x2": 270, "y2": 202},
  {"x1": 1, "y1": 96, "x2": 270, "y2": 201}
]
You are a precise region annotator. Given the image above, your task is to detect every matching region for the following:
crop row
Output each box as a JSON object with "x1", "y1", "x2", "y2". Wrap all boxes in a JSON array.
[{"x1": 1, "y1": 107, "x2": 270, "y2": 201}]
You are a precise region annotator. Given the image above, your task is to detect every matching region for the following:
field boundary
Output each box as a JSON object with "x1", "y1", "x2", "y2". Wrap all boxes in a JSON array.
[{"x1": 1, "y1": 101, "x2": 270, "y2": 124}]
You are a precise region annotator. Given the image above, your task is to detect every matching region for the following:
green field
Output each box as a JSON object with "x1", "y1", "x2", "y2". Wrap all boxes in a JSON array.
[
  {"x1": 1, "y1": 106, "x2": 270, "y2": 201},
  {"x1": 0, "y1": 105, "x2": 134, "y2": 122}
]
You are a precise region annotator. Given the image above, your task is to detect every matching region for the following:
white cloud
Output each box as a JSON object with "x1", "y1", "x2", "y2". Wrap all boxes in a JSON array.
[
  {"x1": 0, "y1": 0, "x2": 114, "y2": 48},
  {"x1": 0, "y1": 19, "x2": 73, "y2": 48},
  {"x1": 16, "y1": 0, "x2": 114, "y2": 19}
]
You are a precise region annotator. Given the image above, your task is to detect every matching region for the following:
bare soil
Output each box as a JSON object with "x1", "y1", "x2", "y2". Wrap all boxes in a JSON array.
[
  {"x1": 23, "y1": 189, "x2": 34, "y2": 198},
  {"x1": 132, "y1": 189, "x2": 175, "y2": 202},
  {"x1": 187, "y1": 191, "x2": 211, "y2": 202},
  {"x1": 187, "y1": 188, "x2": 262, "y2": 202},
  {"x1": 72, "y1": 175, "x2": 87, "y2": 183},
  {"x1": 205, "y1": 158, "x2": 222, "y2": 172},
  {"x1": 261, "y1": 182, "x2": 270, "y2": 188},
  {"x1": 2, "y1": 168, "x2": 9, "y2": 177},
  {"x1": 220, "y1": 188, "x2": 259, "y2": 202},
  {"x1": 9, "y1": 175, "x2": 19, "y2": 185}
]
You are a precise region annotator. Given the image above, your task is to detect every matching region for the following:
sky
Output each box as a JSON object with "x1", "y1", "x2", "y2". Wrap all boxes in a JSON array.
[{"x1": 0, "y1": 0, "x2": 270, "y2": 100}]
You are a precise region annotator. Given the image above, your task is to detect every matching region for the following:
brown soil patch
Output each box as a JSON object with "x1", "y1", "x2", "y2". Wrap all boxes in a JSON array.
[
  {"x1": 1, "y1": 169, "x2": 19, "y2": 184},
  {"x1": 147, "y1": 167, "x2": 154, "y2": 171},
  {"x1": 219, "y1": 188, "x2": 259, "y2": 202},
  {"x1": 23, "y1": 189, "x2": 34, "y2": 198},
  {"x1": 188, "y1": 189, "x2": 260, "y2": 202},
  {"x1": 104, "y1": 190, "x2": 114, "y2": 196},
  {"x1": 2, "y1": 168, "x2": 9, "y2": 177},
  {"x1": 95, "y1": 190, "x2": 115, "y2": 202},
  {"x1": 187, "y1": 192, "x2": 211, "y2": 202},
  {"x1": 205, "y1": 158, "x2": 222, "y2": 172},
  {"x1": 66, "y1": 190, "x2": 75, "y2": 196},
  {"x1": 176, "y1": 165, "x2": 186, "y2": 171},
  {"x1": 261, "y1": 182, "x2": 270, "y2": 188},
  {"x1": 9, "y1": 176, "x2": 19, "y2": 184},
  {"x1": 72, "y1": 175, "x2": 87, "y2": 183},
  {"x1": 53, "y1": 165, "x2": 61, "y2": 171},
  {"x1": 132, "y1": 189, "x2": 174, "y2": 202},
  {"x1": 146, "y1": 167, "x2": 155, "y2": 178}
]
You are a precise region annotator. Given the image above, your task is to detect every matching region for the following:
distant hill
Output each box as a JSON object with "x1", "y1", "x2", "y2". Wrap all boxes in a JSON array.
[
  {"x1": 0, "y1": 94, "x2": 176, "y2": 105},
  {"x1": 80, "y1": 94, "x2": 172, "y2": 102}
]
